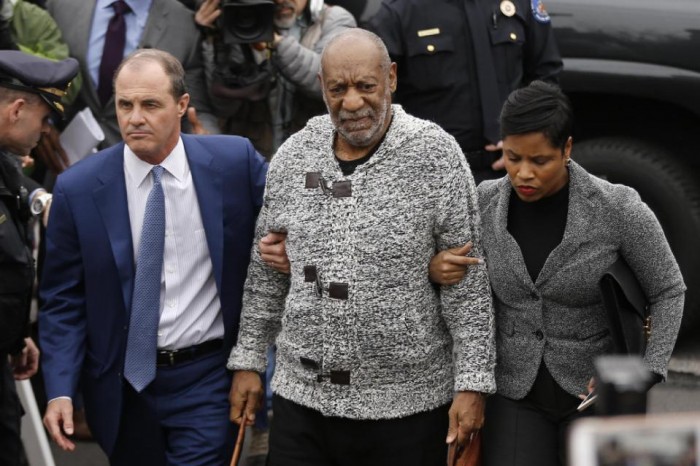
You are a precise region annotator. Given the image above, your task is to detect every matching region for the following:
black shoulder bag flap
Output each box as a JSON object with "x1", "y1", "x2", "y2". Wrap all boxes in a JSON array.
[{"x1": 599, "y1": 257, "x2": 650, "y2": 356}]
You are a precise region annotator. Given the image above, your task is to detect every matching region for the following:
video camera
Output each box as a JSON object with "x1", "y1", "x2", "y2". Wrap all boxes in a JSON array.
[{"x1": 220, "y1": 0, "x2": 275, "y2": 44}]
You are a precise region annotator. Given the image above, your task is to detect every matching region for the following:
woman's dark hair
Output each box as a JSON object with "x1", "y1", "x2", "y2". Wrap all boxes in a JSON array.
[{"x1": 500, "y1": 80, "x2": 573, "y2": 150}]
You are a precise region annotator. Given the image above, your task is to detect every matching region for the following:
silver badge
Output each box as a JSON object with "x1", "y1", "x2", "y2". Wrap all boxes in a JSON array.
[{"x1": 500, "y1": 0, "x2": 516, "y2": 17}]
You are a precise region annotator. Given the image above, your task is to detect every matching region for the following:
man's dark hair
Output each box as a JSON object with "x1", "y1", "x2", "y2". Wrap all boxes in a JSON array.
[
  {"x1": 500, "y1": 81, "x2": 573, "y2": 150},
  {"x1": 114, "y1": 49, "x2": 188, "y2": 100}
]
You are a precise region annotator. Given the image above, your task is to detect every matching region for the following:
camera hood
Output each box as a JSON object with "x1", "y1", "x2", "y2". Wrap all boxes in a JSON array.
[{"x1": 221, "y1": 0, "x2": 275, "y2": 44}]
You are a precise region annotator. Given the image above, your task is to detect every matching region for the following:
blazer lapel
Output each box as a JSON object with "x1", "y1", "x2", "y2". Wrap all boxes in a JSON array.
[
  {"x1": 70, "y1": 0, "x2": 100, "y2": 107},
  {"x1": 139, "y1": 0, "x2": 168, "y2": 49},
  {"x1": 183, "y1": 136, "x2": 224, "y2": 293},
  {"x1": 92, "y1": 145, "x2": 135, "y2": 313},
  {"x1": 535, "y1": 163, "x2": 597, "y2": 287},
  {"x1": 484, "y1": 178, "x2": 536, "y2": 290}
]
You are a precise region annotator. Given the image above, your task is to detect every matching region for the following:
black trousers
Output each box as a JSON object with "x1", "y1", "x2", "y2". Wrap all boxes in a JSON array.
[
  {"x1": 0, "y1": 360, "x2": 23, "y2": 466},
  {"x1": 482, "y1": 363, "x2": 592, "y2": 466},
  {"x1": 268, "y1": 394, "x2": 450, "y2": 466}
]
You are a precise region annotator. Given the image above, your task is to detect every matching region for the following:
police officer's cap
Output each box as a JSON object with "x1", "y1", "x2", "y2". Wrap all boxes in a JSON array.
[{"x1": 0, "y1": 50, "x2": 79, "y2": 117}]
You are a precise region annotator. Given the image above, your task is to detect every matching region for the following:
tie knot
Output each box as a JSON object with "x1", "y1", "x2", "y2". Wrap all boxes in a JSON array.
[
  {"x1": 112, "y1": 0, "x2": 131, "y2": 15},
  {"x1": 151, "y1": 165, "x2": 164, "y2": 184}
]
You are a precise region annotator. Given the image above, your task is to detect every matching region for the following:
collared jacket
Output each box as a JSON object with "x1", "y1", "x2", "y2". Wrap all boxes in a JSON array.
[
  {"x1": 229, "y1": 105, "x2": 496, "y2": 419},
  {"x1": 478, "y1": 162, "x2": 685, "y2": 400},
  {"x1": 368, "y1": 0, "x2": 562, "y2": 150},
  {"x1": 0, "y1": 152, "x2": 34, "y2": 354}
]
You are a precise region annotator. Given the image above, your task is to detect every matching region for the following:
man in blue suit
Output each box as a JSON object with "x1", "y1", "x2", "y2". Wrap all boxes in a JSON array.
[{"x1": 39, "y1": 48, "x2": 267, "y2": 465}]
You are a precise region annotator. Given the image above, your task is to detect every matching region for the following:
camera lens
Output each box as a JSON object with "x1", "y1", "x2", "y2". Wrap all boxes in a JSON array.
[
  {"x1": 221, "y1": 2, "x2": 275, "y2": 44},
  {"x1": 229, "y1": 7, "x2": 261, "y2": 41}
]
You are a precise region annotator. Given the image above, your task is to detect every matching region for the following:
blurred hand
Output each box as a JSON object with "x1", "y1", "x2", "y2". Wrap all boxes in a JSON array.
[
  {"x1": 195, "y1": 0, "x2": 221, "y2": 28},
  {"x1": 446, "y1": 391, "x2": 485, "y2": 447},
  {"x1": 10, "y1": 337, "x2": 39, "y2": 380},
  {"x1": 428, "y1": 242, "x2": 483, "y2": 285},
  {"x1": 485, "y1": 140, "x2": 505, "y2": 171},
  {"x1": 187, "y1": 107, "x2": 210, "y2": 135},
  {"x1": 44, "y1": 398, "x2": 76, "y2": 452},
  {"x1": 34, "y1": 125, "x2": 69, "y2": 174},
  {"x1": 20, "y1": 155, "x2": 34, "y2": 169},
  {"x1": 579, "y1": 377, "x2": 596, "y2": 400},
  {"x1": 42, "y1": 195, "x2": 53, "y2": 228},
  {"x1": 260, "y1": 231, "x2": 290, "y2": 274},
  {"x1": 229, "y1": 370, "x2": 263, "y2": 426}
]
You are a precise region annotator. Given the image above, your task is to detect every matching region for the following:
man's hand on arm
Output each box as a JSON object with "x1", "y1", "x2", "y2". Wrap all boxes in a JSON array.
[
  {"x1": 446, "y1": 391, "x2": 485, "y2": 446},
  {"x1": 428, "y1": 242, "x2": 482, "y2": 285},
  {"x1": 260, "y1": 231, "x2": 290, "y2": 274},
  {"x1": 229, "y1": 370, "x2": 263, "y2": 426},
  {"x1": 44, "y1": 398, "x2": 76, "y2": 451}
]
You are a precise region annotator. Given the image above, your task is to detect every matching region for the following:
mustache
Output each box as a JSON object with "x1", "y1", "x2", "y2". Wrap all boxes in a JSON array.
[{"x1": 338, "y1": 108, "x2": 374, "y2": 121}]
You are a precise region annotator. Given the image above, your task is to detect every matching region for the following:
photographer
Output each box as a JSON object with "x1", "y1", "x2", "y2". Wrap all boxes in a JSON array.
[{"x1": 196, "y1": 0, "x2": 355, "y2": 158}]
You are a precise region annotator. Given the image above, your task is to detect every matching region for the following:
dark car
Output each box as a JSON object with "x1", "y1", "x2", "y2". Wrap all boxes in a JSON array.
[{"x1": 351, "y1": 0, "x2": 700, "y2": 335}]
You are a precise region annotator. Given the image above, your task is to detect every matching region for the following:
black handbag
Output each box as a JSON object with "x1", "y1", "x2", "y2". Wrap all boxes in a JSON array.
[{"x1": 599, "y1": 257, "x2": 651, "y2": 355}]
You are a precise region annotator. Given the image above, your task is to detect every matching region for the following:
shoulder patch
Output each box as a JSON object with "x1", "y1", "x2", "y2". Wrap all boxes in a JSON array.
[{"x1": 531, "y1": 0, "x2": 551, "y2": 23}]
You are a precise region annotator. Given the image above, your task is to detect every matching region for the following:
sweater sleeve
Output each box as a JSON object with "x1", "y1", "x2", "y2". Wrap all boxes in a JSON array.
[
  {"x1": 616, "y1": 187, "x2": 686, "y2": 379},
  {"x1": 433, "y1": 135, "x2": 497, "y2": 394},
  {"x1": 227, "y1": 156, "x2": 291, "y2": 372}
]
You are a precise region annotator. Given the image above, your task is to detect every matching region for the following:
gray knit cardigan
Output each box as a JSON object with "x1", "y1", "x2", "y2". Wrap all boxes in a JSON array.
[{"x1": 228, "y1": 105, "x2": 496, "y2": 420}]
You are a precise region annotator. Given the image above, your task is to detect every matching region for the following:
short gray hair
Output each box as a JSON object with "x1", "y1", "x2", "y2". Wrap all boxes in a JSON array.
[{"x1": 320, "y1": 28, "x2": 392, "y2": 75}]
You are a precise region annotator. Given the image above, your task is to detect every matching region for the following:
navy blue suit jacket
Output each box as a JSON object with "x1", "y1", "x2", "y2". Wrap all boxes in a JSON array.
[{"x1": 39, "y1": 134, "x2": 267, "y2": 454}]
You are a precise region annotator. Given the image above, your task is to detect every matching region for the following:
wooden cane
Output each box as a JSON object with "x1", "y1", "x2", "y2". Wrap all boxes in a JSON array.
[{"x1": 229, "y1": 422, "x2": 247, "y2": 466}]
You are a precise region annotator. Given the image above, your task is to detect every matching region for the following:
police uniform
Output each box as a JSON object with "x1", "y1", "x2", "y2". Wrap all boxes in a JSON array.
[
  {"x1": 0, "y1": 50, "x2": 77, "y2": 466},
  {"x1": 368, "y1": 0, "x2": 562, "y2": 182}
]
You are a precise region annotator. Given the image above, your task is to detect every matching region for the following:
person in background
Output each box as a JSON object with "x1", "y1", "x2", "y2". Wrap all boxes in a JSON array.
[
  {"x1": 367, "y1": 0, "x2": 562, "y2": 183},
  {"x1": 1, "y1": 0, "x2": 83, "y2": 184},
  {"x1": 195, "y1": 0, "x2": 355, "y2": 158},
  {"x1": 429, "y1": 81, "x2": 685, "y2": 466},
  {"x1": 40, "y1": 49, "x2": 266, "y2": 465},
  {"x1": 0, "y1": 50, "x2": 78, "y2": 466},
  {"x1": 229, "y1": 28, "x2": 494, "y2": 466},
  {"x1": 46, "y1": 0, "x2": 219, "y2": 149}
]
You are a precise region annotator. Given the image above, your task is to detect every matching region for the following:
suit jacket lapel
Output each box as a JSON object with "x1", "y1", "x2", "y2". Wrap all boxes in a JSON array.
[
  {"x1": 139, "y1": 0, "x2": 168, "y2": 49},
  {"x1": 536, "y1": 163, "x2": 597, "y2": 287},
  {"x1": 92, "y1": 145, "x2": 135, "y2": 313},
  {"x1": 496, "y1": 177, "x2": 534, "y2": 288},
  {"x1": 72, "y1": 0, "x2": 100, "y2": 107},
  {"x1": 484, "y1": 178, "x2": 536, "y2": 290},
  {"x1": 183, "y1": 136, "x2": 224, "y2": 293}
]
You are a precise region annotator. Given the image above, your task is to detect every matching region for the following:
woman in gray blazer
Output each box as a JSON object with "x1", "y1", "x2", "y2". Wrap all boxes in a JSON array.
[{"x1": 430, "y1": 81, "x2": 685, "y2": 466}]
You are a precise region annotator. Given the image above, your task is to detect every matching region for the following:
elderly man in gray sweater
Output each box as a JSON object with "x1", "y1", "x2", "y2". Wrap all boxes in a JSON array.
[{"x1": 228, "y1": 28, "x2": 495, "y2": 466}]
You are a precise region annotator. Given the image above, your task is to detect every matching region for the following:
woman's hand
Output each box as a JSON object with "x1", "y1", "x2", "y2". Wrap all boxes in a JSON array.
[{"x1": 429, "y1": 242, "x2": 483, "y2": 285}]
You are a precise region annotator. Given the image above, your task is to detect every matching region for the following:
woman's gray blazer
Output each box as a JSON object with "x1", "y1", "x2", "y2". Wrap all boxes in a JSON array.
[{"x1": 478, "y1": 161, "x2": 686, "y2": 400}]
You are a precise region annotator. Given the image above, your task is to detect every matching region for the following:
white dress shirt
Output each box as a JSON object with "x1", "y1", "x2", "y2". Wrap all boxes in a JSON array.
[{"x1": 124, "y1": 138, "x2": 223, "y2": 350}]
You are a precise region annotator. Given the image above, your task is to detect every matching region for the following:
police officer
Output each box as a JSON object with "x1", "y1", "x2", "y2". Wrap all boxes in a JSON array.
[
  {"x1": 368, "y1": 0, "x2": 562, "y2": 183},
  {"x1": 0, "y1": 50, "x2": 78, "y2": 466}
]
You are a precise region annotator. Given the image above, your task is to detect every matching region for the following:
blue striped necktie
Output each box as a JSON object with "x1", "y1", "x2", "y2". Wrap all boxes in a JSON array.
[{"x1": 124, "y1": 165, "x2": 165, "y2": 392}]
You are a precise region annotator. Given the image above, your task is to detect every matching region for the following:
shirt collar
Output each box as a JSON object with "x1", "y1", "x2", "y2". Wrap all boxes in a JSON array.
[
  {"x1": 124, "y1": 137, "x2": 187, "y2": 187},
  {"x1": 96, "y1": 0, "x2": 152, "y2": 21}
]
